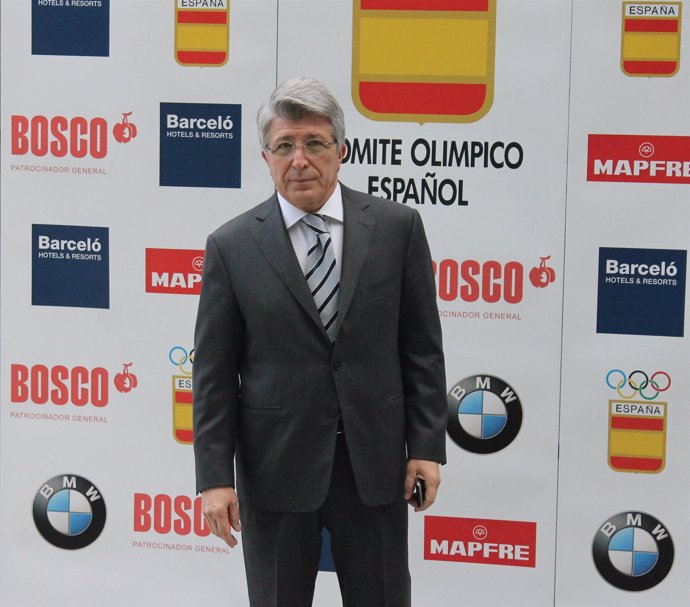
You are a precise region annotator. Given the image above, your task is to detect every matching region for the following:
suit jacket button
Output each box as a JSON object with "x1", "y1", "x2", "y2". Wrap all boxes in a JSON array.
[
  {"x1": 333, "y1": 360, "x2": 342, "y2": 370},
  {"x1": 327, "y1": 408, "x2": 338, "y2": 418}
]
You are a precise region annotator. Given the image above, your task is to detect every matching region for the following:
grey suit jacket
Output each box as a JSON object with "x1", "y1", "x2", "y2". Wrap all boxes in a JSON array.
[{"x1": 193, "y1": 184, "x2": 446, "y2": 511}]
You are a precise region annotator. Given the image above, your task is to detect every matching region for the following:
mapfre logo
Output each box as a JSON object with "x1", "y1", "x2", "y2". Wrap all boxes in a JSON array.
[
  {"x1": 425, "y1": 516, "x2": 536, "y2": 568},
  {"x1": 146, "y1": 248, "x2": 204, "y2": 295},
  {"x1": 588, "y1": 134, "x2": 690, "y2": 184},
  {"x1": 10, "y1": 111, "x2": 138, "y2": 160}
]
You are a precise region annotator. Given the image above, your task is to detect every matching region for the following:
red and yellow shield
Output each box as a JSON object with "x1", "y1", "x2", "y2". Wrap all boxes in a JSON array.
[
  {"x1": 352, "y1": 0, "x2": 496, "y2": 123},
  {"x1": 608, "y1": 399, "x2": 667, "y2": 473},
  {"x1": 175, "y1": 0, "x2": 230, "y2": 67},
  {"x1": 621, "y1": 2, "x2": 682, "y2": 76}
]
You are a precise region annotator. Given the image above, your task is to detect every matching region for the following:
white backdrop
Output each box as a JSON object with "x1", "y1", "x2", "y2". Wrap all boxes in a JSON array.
[{"x1": 1, "y1": 1, "x2": 688, "y2": 606}]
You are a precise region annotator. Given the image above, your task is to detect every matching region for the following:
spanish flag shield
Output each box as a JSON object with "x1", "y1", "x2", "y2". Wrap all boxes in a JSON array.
[
  {"x1": 621, "y1": 2, "x2": 682, "y2": 77},
  {"x1": 175, "y1": 0, "x2": 230, "y2": 67},
  {"x1": 608, "y1": 399, "x2": 667, "y2": 473},
  {"x1": 352, "y1": 0, "x2": 496, "y2": 123}
]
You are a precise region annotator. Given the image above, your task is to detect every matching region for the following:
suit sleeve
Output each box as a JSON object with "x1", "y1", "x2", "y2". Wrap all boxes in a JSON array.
[
  {"x1": 193, "y1": 234, "x2": 244, "y2": 493},
  {"x1": 399, "y1": 210, "x2": 447, "y2": 464}
]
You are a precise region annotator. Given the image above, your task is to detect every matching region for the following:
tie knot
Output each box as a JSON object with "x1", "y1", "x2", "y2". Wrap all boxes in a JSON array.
[{"x1": 301, "y1": 213, "x2": 329, "y2": 235}]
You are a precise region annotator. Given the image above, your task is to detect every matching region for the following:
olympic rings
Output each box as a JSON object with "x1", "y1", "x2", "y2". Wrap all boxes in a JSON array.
[
  {"x1": 169, "y1": 346, "x2": 194, "y2": 375},
  {"x1": 605, "y1": 369, "x2": 671, "y2": 401}
]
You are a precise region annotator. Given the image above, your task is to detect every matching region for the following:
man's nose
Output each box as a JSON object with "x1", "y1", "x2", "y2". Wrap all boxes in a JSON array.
[{"x1": 290, "y1": 146, "x2": 310, "y2": 168}]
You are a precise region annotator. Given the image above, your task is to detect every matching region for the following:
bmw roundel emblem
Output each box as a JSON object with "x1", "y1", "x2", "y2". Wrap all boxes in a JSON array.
[
  {"x1": 592, "y1": 511, "x2": 674, "y2": 591},
  {"x1": 447, "y1": 374, "x2": 523, "y2": 454},
  {"x1": 33, "y1": 474, "x2": 106, "y2": 550}
]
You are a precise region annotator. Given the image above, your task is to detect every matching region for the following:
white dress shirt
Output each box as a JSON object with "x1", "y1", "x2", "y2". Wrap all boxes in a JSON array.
[{"x1": 276, "y1": 183, "x2": 344, "y2": 274}]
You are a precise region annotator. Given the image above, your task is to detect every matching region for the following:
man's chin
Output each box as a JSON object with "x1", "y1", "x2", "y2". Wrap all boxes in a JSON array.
[{"x1": 284, "y1": 189, "x2": 324, "y2": 211}]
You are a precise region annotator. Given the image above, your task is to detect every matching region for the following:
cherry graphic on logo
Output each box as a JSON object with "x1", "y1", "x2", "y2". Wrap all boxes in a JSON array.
[
  {"x1": 529, "y1": 256, "x2": 556, "y2": 288},
  {"x1": 113, "y1": 112, "x2": 138, "y2": 144},
  {"x1": 114, "y1": 362, "x2": 138, "y2": 393}
]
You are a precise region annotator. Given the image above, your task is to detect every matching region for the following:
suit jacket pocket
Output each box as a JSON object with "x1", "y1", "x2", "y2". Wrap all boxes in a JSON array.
[{"x1": 241, "y1": 402, "x2": 282, "y2": 412}]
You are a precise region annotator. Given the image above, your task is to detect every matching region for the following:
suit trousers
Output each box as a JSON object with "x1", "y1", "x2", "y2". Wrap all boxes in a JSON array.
[{"x1": 240, "y1": 434, "x2": 411, "y2": 607}]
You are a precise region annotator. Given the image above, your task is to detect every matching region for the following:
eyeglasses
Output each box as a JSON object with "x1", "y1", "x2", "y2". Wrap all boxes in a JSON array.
[{"x1": 265, "y1": 139, "x2": 337, "y2": 158}]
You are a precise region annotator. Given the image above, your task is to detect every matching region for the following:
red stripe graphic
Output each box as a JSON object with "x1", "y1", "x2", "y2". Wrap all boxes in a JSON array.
[
  {"x1": 624, "y1": 18, "x2": 678, "y2": 32},
  {"x1": 175, "y1": 391, "x2": 193, "y2": 404},
  {"x1": 610, "y1": 456, "x2": 663, "y2": 472},
  {"x1": 361, "y1": 0, "x2": 488, "y2": 11},
  {"x1": 177, "y1": 10, "x2": 228, "y2": 24},
  {"x1": 175, "y1": 428, "x2": 194, "y2": 443},
  {"x1": 611, "y1": 416, "x2": 664, "y2": 431},
  {"x1": 623, "y1": 60, "x2": 677, "y2": 75},
  {"x1": 177, "y1": 51, "x2": 227, "y2": 65},
  {"x1": 360, "y1": 82, "x2": 486, "y2": 116}
]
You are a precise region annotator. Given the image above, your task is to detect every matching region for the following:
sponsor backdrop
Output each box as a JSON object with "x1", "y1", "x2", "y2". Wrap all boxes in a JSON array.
[{"x1": 0, "y1": 1, "x2": 687, "y2": 606}]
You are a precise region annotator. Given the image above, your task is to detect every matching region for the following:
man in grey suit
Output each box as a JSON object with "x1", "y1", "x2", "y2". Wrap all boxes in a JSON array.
[{"x1": 193, "y1": 77, "x2": 446, "y2": 606}]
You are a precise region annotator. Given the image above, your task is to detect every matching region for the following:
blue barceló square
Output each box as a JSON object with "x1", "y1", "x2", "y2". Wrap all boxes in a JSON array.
[
  {"x1": 160, "y1": 102, "x2": 242, "y2": 189},
  {"x1": 597, "y1": 247, "x2": 686, "y2": 337},
  {"x1": 32, "y1": 224, "x2": 109, "y2": 309},
  {"x1": 32, "y1": 0, "x2": 110, "y2": 57}
]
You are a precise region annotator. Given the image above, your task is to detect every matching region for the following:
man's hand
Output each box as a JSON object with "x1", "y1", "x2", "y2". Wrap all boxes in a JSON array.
[
  {"x1": 201, "y1": 486, "x2": 241, "y2": 548},
  {"x1": 404, "y1": 459, "x2": 441, "y2": 512}
]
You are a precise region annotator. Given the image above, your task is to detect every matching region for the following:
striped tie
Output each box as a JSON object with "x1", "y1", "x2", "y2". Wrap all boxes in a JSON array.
[{"x1": 302, "y1": 213, "x2": 340, "y2": 342}]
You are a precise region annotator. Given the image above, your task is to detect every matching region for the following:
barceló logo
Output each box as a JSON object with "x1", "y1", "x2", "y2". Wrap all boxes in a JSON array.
[{"x1": 10, "y1": 112, "x2": 138, "y2": 159}]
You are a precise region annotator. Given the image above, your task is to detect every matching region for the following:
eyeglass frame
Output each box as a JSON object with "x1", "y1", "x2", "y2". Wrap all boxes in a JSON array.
[{"x1": 264, "y1": 139, "x2": 338, "y2": 158}]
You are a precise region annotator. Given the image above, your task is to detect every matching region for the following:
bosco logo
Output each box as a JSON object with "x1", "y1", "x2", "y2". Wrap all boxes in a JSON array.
[
  {"x1": 133, "y1": 493, "x2": 210, "y2": 537},
  {"x1": 433, "y1": 255, "x2": 555, "y2": 304},
  {"x1": 10, "y1": 362, "x2": 137, "y2": 407},
  {"x1": 10, "y1": 111, "x2": 137, "y2": 160}
]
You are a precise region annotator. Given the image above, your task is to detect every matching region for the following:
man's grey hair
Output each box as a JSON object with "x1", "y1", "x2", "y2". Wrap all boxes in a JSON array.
[{"x1": 257, "y1": 77, "x2": 346, "y2": 149}]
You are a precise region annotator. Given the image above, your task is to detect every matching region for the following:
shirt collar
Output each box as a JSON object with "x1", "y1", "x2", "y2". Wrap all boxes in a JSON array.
[{"x1": 277, "y1": 183, "x2": 343, "y2": 230}]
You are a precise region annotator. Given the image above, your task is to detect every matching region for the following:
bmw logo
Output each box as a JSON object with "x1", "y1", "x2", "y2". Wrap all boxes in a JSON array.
[
  {"x1": 447, "y1": 375, "x2": 523, "y2": 453},
  {"x1": 33, "y1": 474, "x2": 106, "y2": 550},
  {"x1": 592, "y1": 512, "x2": 674, "y2": 591}
]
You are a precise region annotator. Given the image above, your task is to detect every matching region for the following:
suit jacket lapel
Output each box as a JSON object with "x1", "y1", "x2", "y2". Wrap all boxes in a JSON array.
[
  {"x1": 339, "y1": 186, "x2": 375, "y2": 326},
  {"x1": 252, "y1": 196, "x2": 326, "y2": 334}
]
